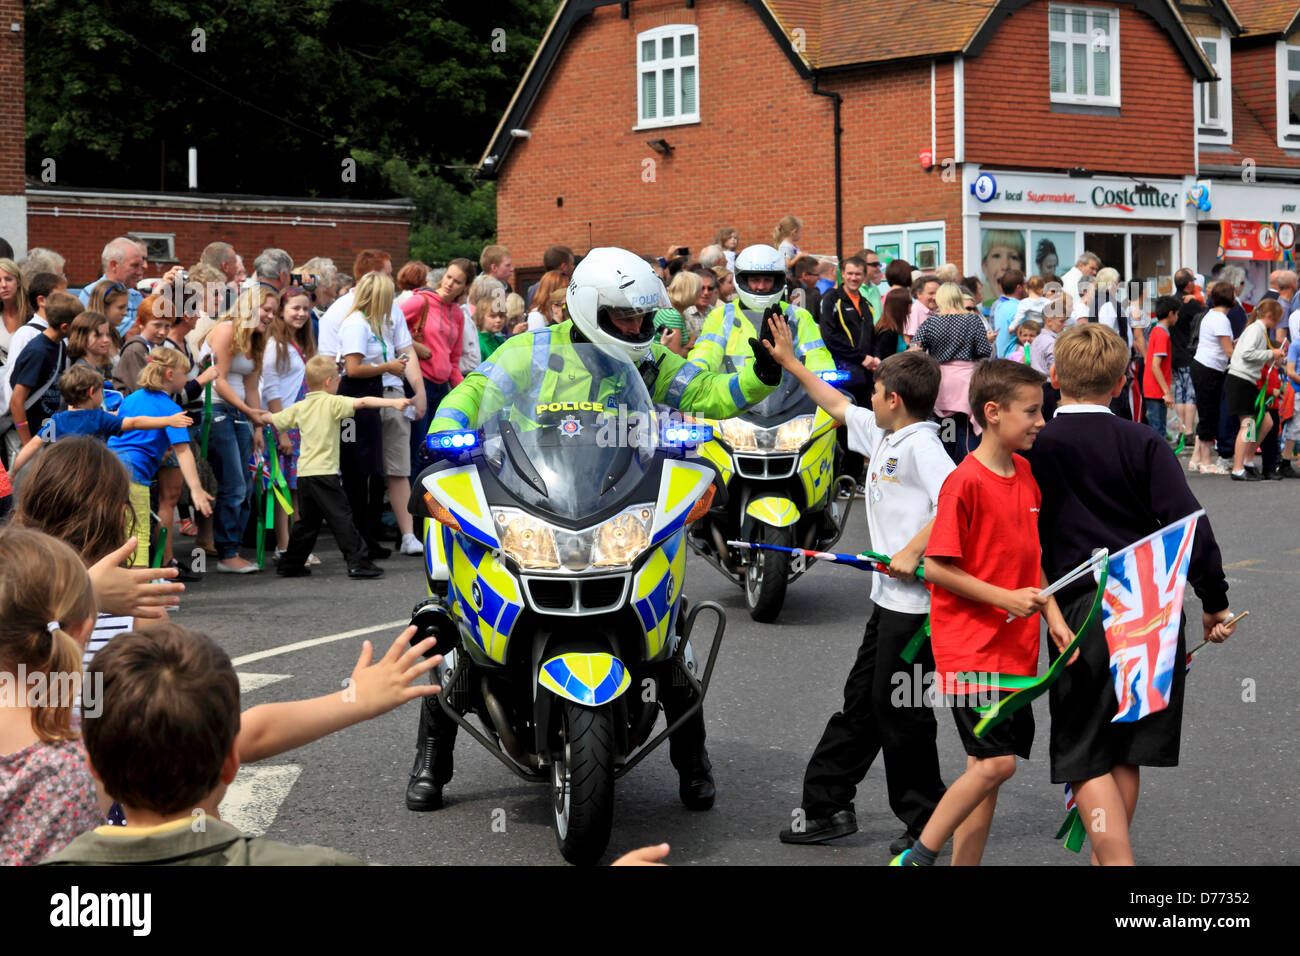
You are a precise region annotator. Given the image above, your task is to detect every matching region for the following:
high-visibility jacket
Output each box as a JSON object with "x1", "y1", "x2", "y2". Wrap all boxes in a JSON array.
[
  {"x1": 430, "y1": 320, "x2": 776, "y2": 432},
  {"x1": 687, "y1": 298, "x2": 834, "y2": 377}
]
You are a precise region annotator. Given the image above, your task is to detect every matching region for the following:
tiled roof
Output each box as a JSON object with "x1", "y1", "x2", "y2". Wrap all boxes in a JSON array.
[
  {"x1": 1227, "y1": 0, "x2": 1300, "y2": 35},
  {"x1": 765, "y1": 0, "x2": 997, "y2": 68}
]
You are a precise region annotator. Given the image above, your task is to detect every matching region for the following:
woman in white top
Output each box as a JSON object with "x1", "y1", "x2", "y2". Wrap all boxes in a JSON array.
[
  {"x1": 199, "y1": 286, "x2": 276, "y2": 572},
  {"x1": 524, "y1": 269, "x2": 568, "y2": 332},
  {"x1": 263, "y1": 286, "x2": 317, "y2": 555},
  {"x1": 1225, "y1": 298, "x2": 1289, "y2": 479},
  {"x1": 338, "y1": 272, "x2": 426, "y2": 557},
  {"x1": 1188, "y1": 281, "x2": 1237, "y2": 474}
]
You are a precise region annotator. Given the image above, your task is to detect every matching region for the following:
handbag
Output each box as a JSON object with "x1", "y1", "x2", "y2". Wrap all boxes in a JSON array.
[{"x1": 410, "y1": 293, "x2": 435, "y2": 361}]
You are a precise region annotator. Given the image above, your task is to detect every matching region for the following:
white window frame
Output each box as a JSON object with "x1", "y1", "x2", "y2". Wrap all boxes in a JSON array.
[
  {"x1": 861, "y1": 220, "x2": 946, "y2": 269},
  {"x1": 1048, "y1": 4, "x2": 1121, "y2": 107},
  {"x1": 1276, "y1": 41, "x2": 1300, "y2": 146},
  {"x1": 1196, "y1": 29, "x2": 1232, "y2": 144},
  {"x1": 127, "y1": 232, "x2": 176, "y2": 264},
  {"x1": 635, "y1": 25, "x2": 700, "y2": 130}
]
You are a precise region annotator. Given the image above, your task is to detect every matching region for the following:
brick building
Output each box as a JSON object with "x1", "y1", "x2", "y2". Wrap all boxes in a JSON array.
[
  {"x1": 476, "y1": 0, "x2": 1300, "y2": 298},
  {"x1": 0, "y1": 0, "x2": 410, "y2": 284}
]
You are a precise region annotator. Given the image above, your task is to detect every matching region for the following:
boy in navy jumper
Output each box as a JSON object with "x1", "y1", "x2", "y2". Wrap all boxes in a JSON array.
[{"x1": 1024, "y1": 323, "x2": 1238, "y2": 864}]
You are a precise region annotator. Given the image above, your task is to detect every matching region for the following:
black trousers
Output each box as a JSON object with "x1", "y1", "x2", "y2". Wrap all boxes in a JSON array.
[
  {"x1": 800, "y1": 605, "x2": 946, "y2": 834},
  {"x1": 282, "y1": 474, "x2": 369, "y2": 571},
  {"x1": 342, "y1": 472, "x2": 386, "y2": 553},
  {"x1": 422, "y1": 656, "x2": 708, "y2": 785}
]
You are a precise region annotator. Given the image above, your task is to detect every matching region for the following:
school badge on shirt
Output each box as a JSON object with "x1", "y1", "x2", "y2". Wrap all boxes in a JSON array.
[{"x1": 883, "y1": 456, "x2": 899, "y2": 476}]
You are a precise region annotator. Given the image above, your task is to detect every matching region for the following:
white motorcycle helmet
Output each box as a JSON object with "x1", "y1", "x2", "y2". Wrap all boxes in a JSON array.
[
  {"x1": 734, "y1": 244, "x2": 788, "y2": 312},
  {"x1": 566, "y1": 247, "x2": 669, "y2": 364}
]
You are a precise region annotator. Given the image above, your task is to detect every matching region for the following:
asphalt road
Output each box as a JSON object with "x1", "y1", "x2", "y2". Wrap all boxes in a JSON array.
[{"x1": 181, "y1": 469, "x2": 1297, "y2": 866}]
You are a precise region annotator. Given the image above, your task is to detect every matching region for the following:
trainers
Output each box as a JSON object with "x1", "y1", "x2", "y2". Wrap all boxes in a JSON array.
[
  {"x1": 1231, "y1": 469, "x2": 1261, "y2": 482},
  {"x1": 349, "y1": 563, "x2": 384, "y2": 579},
  {"x1": 889, "y1": 848, "x2": 919, "y2": 866},
  {"x1": 217, "y1": 558, "x2": 260, "y2": 574},
  {"x1": 400, "y1": 533, "x2": 424, "y2": 555}
]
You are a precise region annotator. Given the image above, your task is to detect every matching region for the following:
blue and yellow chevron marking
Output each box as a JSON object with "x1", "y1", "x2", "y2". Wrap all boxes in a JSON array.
[
  {"x1": 538, "y1": 652, "x2": 631, "y2": 706},
  {"x1": 798, "y1": 429, "x2": 837, "y2": 507},
  {"x1": 650, "y1": 460, "x2": 711, "y2": 545},
  {"x1": 424, "y1": 466, "x2": 499, "y2": 548},
  {"x1": 745, "y1": 496, "x2": 800, "y2": 528},
  {"x1": 633, "y1": 534, "x2": 685, "y2": 659},
  {"x1": 448, "y1": 530, "x2": 523, "y2": 664},
  {"x1": 696, "y1": 435, "x2": 733, "y2": 486}
]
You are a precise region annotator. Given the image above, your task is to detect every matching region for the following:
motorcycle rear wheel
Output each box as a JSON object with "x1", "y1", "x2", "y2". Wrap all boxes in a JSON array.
[
  {"x1": 552, "y1": 700, "x2": 615, "y2": 865},
  {"x1": 745, "y1": 525, "x2": 790, "y2": 623}
]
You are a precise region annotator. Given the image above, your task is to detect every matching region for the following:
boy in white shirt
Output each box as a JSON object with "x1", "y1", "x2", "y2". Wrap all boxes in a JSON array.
[{"x1": 765, "y1": 315, "x2": 952, "y2": 856}]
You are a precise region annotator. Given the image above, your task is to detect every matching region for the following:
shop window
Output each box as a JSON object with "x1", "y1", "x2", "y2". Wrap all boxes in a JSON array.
[
  {"x1": 637, "y1": 25, "x2": 699, "y2": 129},
  {"x1": 1048, "y1": 4, "x2": 1121, "y2": 107},
  {"x1": 1277, "y1": 42, "x2": 1300, "y2": 145},
  {"x1": 1197, "y1": 31, "x2": 1231, "y2": 143}
]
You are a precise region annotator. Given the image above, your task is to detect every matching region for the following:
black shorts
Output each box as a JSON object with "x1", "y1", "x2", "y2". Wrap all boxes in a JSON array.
[
  {"x1": 1046, "y1": 588, "x2": 1186, "y2": 784},
  {"x1": 951, "y1": 693, "x2": 1034, "y2": 759},
  {"x1": 1224, "y1": 374, "x2": 1261, "y2": 419}
]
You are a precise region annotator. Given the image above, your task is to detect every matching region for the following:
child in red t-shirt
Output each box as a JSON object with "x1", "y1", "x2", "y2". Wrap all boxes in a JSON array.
[
  {"x1": 893, "y1": 358, "x2": 1072, "y2": 867},
  {"x1": 1141, "y1": 295, "x2": 1180, "y2": 439}
]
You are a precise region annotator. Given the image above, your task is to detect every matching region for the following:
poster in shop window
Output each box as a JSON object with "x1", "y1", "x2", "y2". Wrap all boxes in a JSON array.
[
  {"x1": 980, "y1": 228, "x2": 1025, "y2": 303},
  {"x1": 1218, "y1": 219, "x2": 1298, "y2": 262}
]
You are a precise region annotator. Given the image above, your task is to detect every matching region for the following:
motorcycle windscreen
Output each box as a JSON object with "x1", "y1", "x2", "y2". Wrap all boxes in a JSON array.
[
  {"x1": 726, "y1": 358, "x2": 816, "y2": 425},
  {"x1": 476, "y1": 344, "x2": 659, "y2": 522}
]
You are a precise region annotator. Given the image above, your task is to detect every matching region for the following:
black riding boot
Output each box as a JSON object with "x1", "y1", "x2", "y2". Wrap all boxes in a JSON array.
[
  {"x1": 663, "y1": 675, "x2": 715, "y2": 810},
  {"x1": 406, "y1": 694, "x2": 457, "y2": 811}
]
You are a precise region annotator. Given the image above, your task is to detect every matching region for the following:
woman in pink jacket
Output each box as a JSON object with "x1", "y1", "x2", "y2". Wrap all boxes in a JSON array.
[{"x1": 401, "y1": 257, "x2": 473, "y2": 482}]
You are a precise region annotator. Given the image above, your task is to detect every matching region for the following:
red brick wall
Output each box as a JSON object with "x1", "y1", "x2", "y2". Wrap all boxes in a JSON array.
[
  {"x1": 0, "y1": 0, "x2": 23, "y2": 196},
  {"x1": 498, "y1": 0, "x2": 838, "y2": 268},
  {"x1": 964, "y1": 1, "x2": 1196, "y2": 177},
  {"x1": 26, "y1": 201, "x2": 409, "y2": 287}
]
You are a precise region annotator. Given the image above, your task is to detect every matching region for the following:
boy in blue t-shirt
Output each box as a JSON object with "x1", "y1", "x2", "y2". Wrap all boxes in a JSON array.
[
  {"x1": 11, "y1": 365, "x2": 194, "y2": 475},
  {"x1": 107, "y1": 348, "x2": 214, "y2": 567}
]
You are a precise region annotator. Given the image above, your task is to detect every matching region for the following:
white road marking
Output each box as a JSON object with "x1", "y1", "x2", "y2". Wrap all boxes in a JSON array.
[
  {"x1": 219, "y1": 764, "x2": 302, "y2": 836},
  {"x1": 237, "y1": 672, "x2": 293, "y2": 693},
  {"x1": 230, "y1": 619, "x2": 408, "y2": 666}
]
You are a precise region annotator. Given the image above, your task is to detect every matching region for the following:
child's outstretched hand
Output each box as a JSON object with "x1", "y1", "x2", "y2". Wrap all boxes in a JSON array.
[
  {"x1": 87, "y1": 537, "x2": 185, "y2": 620},
  {"x1": 761, "y1": 312, "x2": 796, "y2": 369},
  {"x1": 347, "y1": 626, "x2": 442, "y2": 720},
  {"x1": 611, "y1": 843, "x2": 670, "y2": 866},
  {"x1": 190, "y1": 486, "x2": 214, "y2": 517},
  {"x1": 167, "y1": 412, "x2": 194, "y2": 429}
]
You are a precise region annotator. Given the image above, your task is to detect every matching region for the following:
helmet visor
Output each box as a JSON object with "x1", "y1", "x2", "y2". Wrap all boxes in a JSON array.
[{"x1": 597, "y1": 306, "x2": 656, "y2": 344}]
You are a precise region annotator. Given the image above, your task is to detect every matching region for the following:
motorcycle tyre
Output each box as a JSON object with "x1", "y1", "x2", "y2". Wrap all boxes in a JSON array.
[
  {"x1": 745, "y1": 525, "x2": 790, "y2": 623},
  {"x1": 553, "y1": 700, "x2": 616, "y2": 866}
]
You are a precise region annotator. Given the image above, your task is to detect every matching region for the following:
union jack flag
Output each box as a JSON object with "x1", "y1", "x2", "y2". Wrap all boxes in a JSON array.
[
  {"x1": 1099, "y1": 510, "x2": 1203, "y2": 723},
  {"x1": 248, "y1": 452, "x2": 272, "y2": 490}
]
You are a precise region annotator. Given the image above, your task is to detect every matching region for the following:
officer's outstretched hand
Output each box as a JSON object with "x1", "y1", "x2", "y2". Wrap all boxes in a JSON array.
[
  {"x1": 760, "y1": 312, "x2": 796, "y2": 371},
  {"x1": 759, "y1": 303, "x2": 782, "y2": 346}
]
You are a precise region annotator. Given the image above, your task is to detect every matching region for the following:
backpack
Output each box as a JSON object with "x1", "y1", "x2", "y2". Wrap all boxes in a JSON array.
[{"x1": 1187, "y1": 308, "x2": 1210, "y2": 353}]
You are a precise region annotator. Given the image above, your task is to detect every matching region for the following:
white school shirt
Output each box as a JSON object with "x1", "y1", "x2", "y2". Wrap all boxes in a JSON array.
[
  {"x1": 0, "y1": 315, "x2": 48, "y2": 406},
  {"x1": 321, "y1": 291, "x2": 411, "y2": 390},
  {"x1": 845, "y1": 407, "x2": 955, "y2": 614}
]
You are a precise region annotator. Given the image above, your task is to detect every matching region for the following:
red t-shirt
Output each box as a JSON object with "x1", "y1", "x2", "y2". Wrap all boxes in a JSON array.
[
  {"x1": 1142, "y1": 323, "x2": 1172, "y2": 400},
  {"x1": 925, "y1": 453, "x2": 1043, "y2": 679}
]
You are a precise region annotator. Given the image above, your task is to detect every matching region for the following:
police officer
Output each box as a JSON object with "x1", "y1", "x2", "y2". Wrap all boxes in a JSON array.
[{"x1": 405, "y1": 247, "x2": 783, "y2": 813}]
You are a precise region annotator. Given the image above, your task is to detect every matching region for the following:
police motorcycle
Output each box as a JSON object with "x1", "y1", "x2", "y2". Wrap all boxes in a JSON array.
[
  {"x1": 689, "y1": 365, "x2": 856, "y2": 622},
  {"x1": 409, "y1": 345, "x2": 724, "y2": 865}
]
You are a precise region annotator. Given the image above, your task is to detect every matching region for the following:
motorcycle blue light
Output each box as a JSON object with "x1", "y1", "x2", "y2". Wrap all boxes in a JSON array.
[
  {"x1": 427, "y1": 430, "x2": 479, "y2": 453},
  {"x1": 662, "y1": 424, "x2": 713, "y2": 446},
  {"x1": 817, "y1": 370, "x2": 851, "y2": 384}
]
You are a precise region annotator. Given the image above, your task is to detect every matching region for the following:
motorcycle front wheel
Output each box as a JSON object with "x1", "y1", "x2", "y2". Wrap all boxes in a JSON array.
[
  {"x1": 745, "y1": 525, "x2": 790, "y2": 623},
  {"x1": 552, "y1": 700, "x2": 615, "y2": 865}
]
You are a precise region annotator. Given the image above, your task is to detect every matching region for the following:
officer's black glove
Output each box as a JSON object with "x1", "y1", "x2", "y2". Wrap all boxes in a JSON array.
[
  {"x1": 749, "y1": 336, "x2": 782, "y2": 386},
  {"x1": 758, "y1": 304, "x2": 782, "y2": 346}
]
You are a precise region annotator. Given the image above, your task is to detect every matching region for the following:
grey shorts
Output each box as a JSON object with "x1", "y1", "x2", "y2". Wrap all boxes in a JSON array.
[{"x1": 381, "y1": 387, "x2": 411, "y2": 476}]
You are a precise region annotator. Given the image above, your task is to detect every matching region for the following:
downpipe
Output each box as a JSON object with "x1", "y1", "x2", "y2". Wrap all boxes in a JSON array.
[{"x1": 481, "y1": 675, "x2": 540, "y2": 770}]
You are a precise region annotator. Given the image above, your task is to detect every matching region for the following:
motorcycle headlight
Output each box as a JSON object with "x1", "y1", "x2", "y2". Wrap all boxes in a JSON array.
[
  {"x1": 494, "y1": 511, "x2": 560, "y2": 569},
  {"x1": 591, "y1": 507, "x2": 653, "y2": 567},
  {"x1": 718, "y1": 418, "x2": 758, "y2": 451},
  {"x1": 773, "y1": 415, "x2": 815, "y2": 451}
]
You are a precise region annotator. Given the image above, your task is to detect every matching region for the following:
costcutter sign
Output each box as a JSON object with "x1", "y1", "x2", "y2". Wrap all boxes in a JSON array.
[{"x1": 969, "y1": 171, "x2": 1186, "y2": 220}]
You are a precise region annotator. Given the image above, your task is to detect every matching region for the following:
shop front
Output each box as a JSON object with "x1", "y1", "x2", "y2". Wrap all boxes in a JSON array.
[
  {"x1": 1194, "y1": 180, "x2": 1300, "y2": 303},
  {"x1": 958, "y1": 166, "x2": 1196, "y2": 299}
]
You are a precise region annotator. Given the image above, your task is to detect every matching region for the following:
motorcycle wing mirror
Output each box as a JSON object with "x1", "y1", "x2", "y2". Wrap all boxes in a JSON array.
[{"x1": 426, "y1": 430, "x2": 482, "y2": 460}]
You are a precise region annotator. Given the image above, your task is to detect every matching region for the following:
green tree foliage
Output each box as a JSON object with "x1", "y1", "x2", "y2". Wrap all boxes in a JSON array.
[{"x1": 24, "y1": 0, "x2": 557, "y2": 257}]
